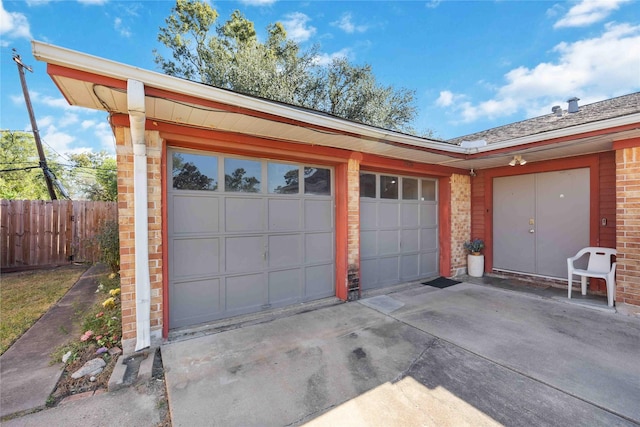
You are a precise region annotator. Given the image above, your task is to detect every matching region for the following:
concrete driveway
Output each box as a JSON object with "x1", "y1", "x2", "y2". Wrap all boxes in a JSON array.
[{"x1": 161, "y1": 282, "x2": 640, "y2": 426}]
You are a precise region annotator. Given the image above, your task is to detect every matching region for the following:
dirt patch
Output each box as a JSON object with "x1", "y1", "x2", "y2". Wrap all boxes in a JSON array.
[
  {"x1": 49, "y1": 346, "x2": 171, "y2": 426},
  {"x1": 48, "y1": 344, "x2": 118, "y2": 405}
]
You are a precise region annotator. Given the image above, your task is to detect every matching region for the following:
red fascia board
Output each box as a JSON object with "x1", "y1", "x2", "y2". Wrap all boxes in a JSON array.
[{"x1": 613, "y1": 137, "x2": 640, "y2": 150}]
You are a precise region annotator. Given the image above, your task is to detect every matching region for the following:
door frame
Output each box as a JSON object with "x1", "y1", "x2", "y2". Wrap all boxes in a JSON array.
[{"x1": 481, "y1": 154, "x2": 600, "y2": 274}]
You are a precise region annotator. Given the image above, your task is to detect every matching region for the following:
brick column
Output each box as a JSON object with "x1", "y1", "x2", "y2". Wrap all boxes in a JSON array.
[
  {"x1": 115, "y1": 127, "x2": 163, "y2": 353},
  {"x1": 450, "y1": 173, "x2": 471, "y2": 276},
  {"x1": 347, "y1": 154, "x2": 361, "y2": 299},
  {"x1": 615, "y1": 146, "x2": 640, "y2": 314}
]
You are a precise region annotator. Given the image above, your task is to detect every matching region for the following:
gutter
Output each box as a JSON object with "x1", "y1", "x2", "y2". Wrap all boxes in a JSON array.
[
  {"x1": 31, "y1": 40, "x2": 640, "y2": 158},
  {"x1": 128, "y1": 79, "x2": 151, "y2": 351}
]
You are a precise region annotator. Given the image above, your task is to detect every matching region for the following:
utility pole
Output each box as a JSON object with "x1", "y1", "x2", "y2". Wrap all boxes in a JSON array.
[{"x1": 13, "y1": 49, "x2": 58, "y2": 200}]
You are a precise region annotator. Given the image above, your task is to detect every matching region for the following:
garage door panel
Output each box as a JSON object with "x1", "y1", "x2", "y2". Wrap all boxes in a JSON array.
[
  {"x1": 401, "y1": 204, "x2": 419, "y2": 227},
  {"x1": 421, "y1": 228, "x2": 438, "y2": 251},
  {"x1": 401, "y1": 254, "x2": 419, "y2": 279},
  {"x1": 421, "y1": 252, "x2": 438, "y2": 276},
  {"x1": 225, "y1": 273, "x2": 264, "y2": 310},
  {"x1": 268, "y1": 234, "x2": 302, "y2": 268},
  {"x1": 360, "y1": 231, "x2": 377, "y2": 257},
  {"x1": 360, "y1": 202, "x2": 377, "y2": 229},
  {"x1": 420, "y1": 205, "x2": 438, "y2": 227},
  {"x1": 170, "y1": 278, "x2": 221, "y2": 328},
  {"x1": 225, "y1": 198, "x2": 264, "y2": 232},
  {"x1": 269, "y1": 269, "x2": 302, "y2": 304},
  {"x1": 226, "y1": 236, "x2": 263, "y2": 272},
  {"x1": 172, "y1": 238, "x2": 219, "y2": 278},
  {"x1": 378, "y1": 203, "x2": 399, "y2": 228},
  {"x1": 172, "y1": 195, "x2": 219, "y2": 234},
  {"x1": 361, "y1": 259, "x2": 378, "y2": 288},
  {"x1": 305, "y1": 233, "x2": 333, "y2": 263},
  {"x1": 401, "y1": 229, "x2": 419, "y2": 253},
  {"x1": 379, "y1": 230, "x2": 399, "y2": 255},
  {"x1": 304, "y1": 264, "x2": 334, "y2": 298},
  {"x1": 378, "y1": 257, "x2": 400, "y2": 284},
  {"x1": 269, "y1": 199, "x2": 301, "y2": 231},
  {"x1": 305, "y1": 200, "x2": 332, "y2": 230}
]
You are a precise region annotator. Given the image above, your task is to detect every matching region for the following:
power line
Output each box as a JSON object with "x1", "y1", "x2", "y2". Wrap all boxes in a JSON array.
[{"x1": 0, "y1": 166, "x2": 40, "y2": 173}]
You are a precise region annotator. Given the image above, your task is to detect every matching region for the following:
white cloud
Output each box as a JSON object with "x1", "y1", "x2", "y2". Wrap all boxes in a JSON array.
[
  {"x1": 332, "y1": 13, "x2": 368, "y2": 34},
  {"x1": 313, "y1": 48, "x2": 351, "y2": 66},
  {"x1": 282, "y1": 12, "x2": 316, "y2": 43},
  {"x1": 81, "y1": 120, "x2": 97, "y2": 129},
  {"x1": 554, "y1": 0, "x2": 631, "y2": 28},
  {"x1": 77, "y1": 0, "x2": 108, "y2": 5},
  {"x1": 426, "y1": 0, "x2": 441, "y2": 9},
  {"x1": 59, "y1": 113, "x2": 79, "y2": 127},
  {"x1": 440, "y1": 22, "x2": 640, "y2": 123},
  {"x1": 114, "y1": 17, "x2": 131, "y2": 37},
  {"x1": 436, "y1": 91, "x2": 455, "y2": 107},
  {"x1": 0, "y1": 0, "x2": 32, "y2": 44},
  {"x1": 94, "y1": 122, "x2": 115, "y2": 154}
]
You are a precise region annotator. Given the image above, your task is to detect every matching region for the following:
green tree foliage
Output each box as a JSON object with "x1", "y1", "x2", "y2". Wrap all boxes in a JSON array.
[
  {"x1": 172, "y1": 153, "x2": 217, "y2": 190},
  {"x1": 225, "y1": 168, "x2": 259, "y2": 192},
  {"x1": 0, "y1": 130, "x2": 68, "y2": 200},
  {"x1": 67, "y1": 151, "x2": 117, "y2": 201},
  {"x1": 155, "y1": 0, "x2": 417, "y2": 132}
]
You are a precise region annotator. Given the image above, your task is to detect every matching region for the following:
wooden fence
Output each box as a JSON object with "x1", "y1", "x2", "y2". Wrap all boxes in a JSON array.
[{"x1": 0, "y1": 200, "x2": 118, "y2": 270}]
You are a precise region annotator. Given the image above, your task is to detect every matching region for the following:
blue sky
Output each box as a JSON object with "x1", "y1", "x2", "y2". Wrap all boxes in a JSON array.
[{"x1": 1, "y1": 0, "x2": 639, "y2": 157}]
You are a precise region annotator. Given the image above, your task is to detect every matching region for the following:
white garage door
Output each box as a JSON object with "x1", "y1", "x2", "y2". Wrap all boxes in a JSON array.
[
  {"x1": 360, "y1": 172, "x2": 439, "y2": 290},
  {"x1": 168, "y1": 149, "x2": 335, "y2": 329}
]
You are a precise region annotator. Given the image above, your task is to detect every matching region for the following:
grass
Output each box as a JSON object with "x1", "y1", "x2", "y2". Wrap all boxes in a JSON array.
[{"x1": 0, "y1": 264, "x2": 89, "y2": 355}]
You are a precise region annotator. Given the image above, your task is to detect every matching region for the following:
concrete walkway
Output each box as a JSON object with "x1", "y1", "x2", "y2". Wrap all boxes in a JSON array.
[
  {"x1": 162, "y1": 281, "x2": 640, "y2": 426},
  {"x1": 0, "y1": 264, "x2": 109, "y2": 419}
]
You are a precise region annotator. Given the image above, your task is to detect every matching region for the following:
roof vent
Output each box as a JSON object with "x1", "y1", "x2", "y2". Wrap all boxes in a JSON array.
[
  {"x1": 552, "y1": 105, "x2": 562, "y2": 117},
  {"x1": 567, "y1": 97, "x2": 580, "y2": 113}
]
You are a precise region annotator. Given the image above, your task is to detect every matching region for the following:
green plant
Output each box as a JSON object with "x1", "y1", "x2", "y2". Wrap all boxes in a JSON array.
[
  {"x1": 95, "y1": 220, "x2": 120, "y2": 273},
  {"x1": 464, "y1": 238, "x2": 485, "y2": 254}
]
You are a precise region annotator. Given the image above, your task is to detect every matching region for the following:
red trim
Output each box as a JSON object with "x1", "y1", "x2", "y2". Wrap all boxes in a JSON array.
[
  {"x1": 335, "y1": 163, "x2": 349, "y2": 301},
  {"x1": 613, "y1": 137, "x2": 640, "y2": 150},
  {"x1": 47, "y1": 64, "x2": 127, "y2": 90},
  {"x1": 438, "y1": 176, "x2": 452, "y2": 276},
  {"x1": 482, "y1": 154, "x2": 600, "y2": 272},
  {"x1": 161, "y1": 142, "x2": 169, "y2": 339}
]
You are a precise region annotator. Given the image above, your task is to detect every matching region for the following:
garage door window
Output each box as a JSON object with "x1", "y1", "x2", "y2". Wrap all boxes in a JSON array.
[
  {"x1": 421, "y1": 180, "x2": 436, "y2": 201},
  {"x1": 172, "y1": 152, "x2": 218, "y2": 191},
  {"x1": 268, "y1": 162, "x2": 299, "y2": 194},
  {"x1": 224, "y1": 158, "x2": 261, "y2": 193},
  {"x1": 360, "y1": 173, "x2": 376, "y2": 198},
  {"x1": 403, "y1": 178, "x2": 418, "y2": 200},
  {"x1": 304, "y1": 167, "x2": 331, "y2": 195},
  {"x1": 380, "y1": 175, "x2": 398, "y2": 199}
]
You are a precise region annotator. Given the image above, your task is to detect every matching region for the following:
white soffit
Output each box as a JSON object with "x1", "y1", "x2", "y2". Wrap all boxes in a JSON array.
[{"x1": 34, "y1": 41, "x2": 640, "y2": 169}]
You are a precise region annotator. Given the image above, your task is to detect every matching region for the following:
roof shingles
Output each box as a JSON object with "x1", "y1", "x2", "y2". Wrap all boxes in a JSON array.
[{"x1": 448, "y1": 92, "x2": 640, "y2": 145}]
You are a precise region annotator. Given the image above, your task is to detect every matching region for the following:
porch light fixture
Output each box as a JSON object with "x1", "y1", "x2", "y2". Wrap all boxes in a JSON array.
[{"x1": 509, "y1": 155, "x2": 527, "y2": 166}]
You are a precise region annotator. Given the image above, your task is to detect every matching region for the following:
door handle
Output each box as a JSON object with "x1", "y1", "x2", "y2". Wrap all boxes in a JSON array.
[{"x1": 529, "y1": 229, "x2": 535, "y2": 233}]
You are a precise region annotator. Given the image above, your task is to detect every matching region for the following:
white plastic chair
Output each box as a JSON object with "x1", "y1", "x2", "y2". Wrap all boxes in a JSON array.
[{"x1": 567, "y1": 247, "x2": 617, "y2": 307}]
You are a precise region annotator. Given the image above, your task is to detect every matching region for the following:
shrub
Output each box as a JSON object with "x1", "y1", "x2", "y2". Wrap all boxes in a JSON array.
[{"x1": 95, "y1": 220, "x2": 120, "y2": 273}]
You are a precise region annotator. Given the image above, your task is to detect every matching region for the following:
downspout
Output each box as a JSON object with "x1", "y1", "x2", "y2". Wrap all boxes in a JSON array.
[{"x1": 128, "y1": 79, "x2": 151, "y2": 351}]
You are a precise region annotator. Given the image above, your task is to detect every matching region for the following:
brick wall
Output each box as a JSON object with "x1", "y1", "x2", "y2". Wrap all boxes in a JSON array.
[
  {"x1": 115, "y1": 127, "x2": 164, "y2": 350},
  {"x1": 615, "y1": 146, "x2": 640, "y2": 311},
  {"x1": 450, "y1": 173, "x2": 471, "y2": 275}
]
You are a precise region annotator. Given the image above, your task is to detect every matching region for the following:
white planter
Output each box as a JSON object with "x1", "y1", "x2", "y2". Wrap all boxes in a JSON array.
[{"x1": 467, "y1": 254, "x2": 485, "y2": 277}]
